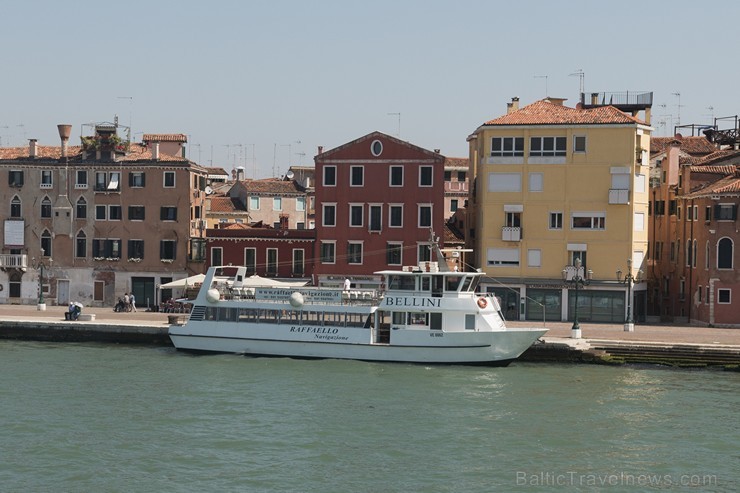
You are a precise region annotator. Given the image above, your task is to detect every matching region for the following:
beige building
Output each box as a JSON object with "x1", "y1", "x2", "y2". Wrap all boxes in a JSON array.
[
  {"x1": 468, "y1": 95, "x2": 653, "y2": 323},
  {"x1": 0, "y1": 123, "x2": 208, "y2": 308}
]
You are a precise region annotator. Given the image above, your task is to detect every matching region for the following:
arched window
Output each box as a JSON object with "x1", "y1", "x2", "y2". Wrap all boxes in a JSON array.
[
  {"x1": 41, "y1": 196, "x2": 52, "y2": 218},
  {"x1": 717, "y1": 237, "x2": 733, "y2": 269},
  {"x1": 705, "y1": 241, "x2": 710, "y2": 270},
  {"x1": 41, "y1": 230, "x2": 52, "y2": 257},
  {"x1": 10, "y1": 196, "x2": 21, "y2": 218},
  {"x1": 75, "y1": 231, "x2": 87, "y2": 258},
  {"x1": 686, "y1": 239, "x2": 692, "y2": 267},
  {"x1": 76, "y1": 197, "x2": 87, "y2": 219},
  {"x1": 692, "y1": 240, "x2": 697, "y2": 268}
]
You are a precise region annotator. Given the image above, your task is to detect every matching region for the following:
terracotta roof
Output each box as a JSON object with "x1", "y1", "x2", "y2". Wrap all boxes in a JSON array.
[
  {"x1": 443, "y1": 222, "x2": 464, "y2": 243},
  {"x1": 684, "y1": 173, "x2": 740, "y2": 198},
  {"x1": 209, "y1": 196, "x2": 247, "y2": 213},
  {"x1": 482, "y1": 99, "x2": 644, "y2": 126},
  {"x1": 650, "y1": 136, "x2": 716, "y2": 156},
  {"x1": 689, "y1": 165, "x2": 737, "y2": 175},
  {"x1": 444, "y1": 157, "x2": 469, "y2": 168},
  {"x1": 142, "y1": 134, "x2": 187, "y2": 143},
  {"x1": 204, "y1": 166, "x2": 230, "y2": 176},
  {"x1": 692, "y1": 149, "x2": 740, "y2": 167},
  {"x1": 238, "y1": 178, "x2": 304, "y2": 195},
  {"x1": 0, "y1": 143, "x2": 187, "y2": 162}
]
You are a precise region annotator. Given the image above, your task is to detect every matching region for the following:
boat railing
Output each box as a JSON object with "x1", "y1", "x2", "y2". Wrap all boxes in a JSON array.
[{"x1": 211, "y1": 284, "x2": 380, "y2": 306}]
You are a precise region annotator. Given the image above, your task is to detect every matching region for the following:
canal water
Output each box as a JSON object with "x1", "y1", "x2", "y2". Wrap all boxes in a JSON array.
[{"x1": 1, "y1": 341, "x2": 737, "y2": 492}]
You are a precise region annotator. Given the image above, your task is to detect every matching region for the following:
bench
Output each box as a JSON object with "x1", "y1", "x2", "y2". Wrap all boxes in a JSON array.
[{"x1": 78, "y1": 314, "x2": 96, "y2": 321}]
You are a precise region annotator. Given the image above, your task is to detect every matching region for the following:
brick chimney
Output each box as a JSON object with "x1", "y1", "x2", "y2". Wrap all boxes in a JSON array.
[
  {"x1": 29, "y1": 139, "x2": 38, "y2": 158},
  {"x1": 506, "y1": 97, "x2": 520, "y2": 114}
]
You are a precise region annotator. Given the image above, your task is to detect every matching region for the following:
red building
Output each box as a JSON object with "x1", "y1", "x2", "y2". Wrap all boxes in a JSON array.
[{"x1": 313, "y1": 131, "x2": 446, "y2": 288}]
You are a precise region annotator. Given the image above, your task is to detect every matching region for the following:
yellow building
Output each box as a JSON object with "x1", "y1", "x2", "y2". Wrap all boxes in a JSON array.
[{"x1": 467, "y1": 95, "x2": 652, "y2": 324}]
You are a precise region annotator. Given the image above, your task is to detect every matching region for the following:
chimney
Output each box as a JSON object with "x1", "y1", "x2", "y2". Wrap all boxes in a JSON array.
[
  {"x1": 153, "y1": 142, "x2": 160, "y2": 160},
  {"x1": 506, "y1": 97, "x2": 520, "y2": 114},
  {"x1": 279, "y1": 214, "x2": 289, "y2": 230},
  {"x1": 591, "y1": 93, "x2": 599, "y2": 105},
  {"x1": 29, "y1": 139, "x2": 38, "y2": 158},
  {"x1": 236, "y1": 166, "x2": 245, "y2": 181},
  {"x1": 57, "y1": 124, "x2": 72, "y2": 158},
  {"x1": 317, "y1": 146, "x2": 323, "y2": 154}
]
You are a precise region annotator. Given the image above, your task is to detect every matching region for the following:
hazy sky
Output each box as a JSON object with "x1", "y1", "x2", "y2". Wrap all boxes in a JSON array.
[{"x1": 3, "y1": 0, "x2": 738, "y2": 177}]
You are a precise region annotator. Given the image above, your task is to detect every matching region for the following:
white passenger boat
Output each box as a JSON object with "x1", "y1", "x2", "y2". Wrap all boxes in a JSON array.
[{"x1": 169, "y1": 259, "x2": 546, "y2": 365}]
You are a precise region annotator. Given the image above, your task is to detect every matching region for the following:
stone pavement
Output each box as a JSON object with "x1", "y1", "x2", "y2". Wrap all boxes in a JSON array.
[{"x1": 0, "y1": 303, "x2": 737, "y2": 347}]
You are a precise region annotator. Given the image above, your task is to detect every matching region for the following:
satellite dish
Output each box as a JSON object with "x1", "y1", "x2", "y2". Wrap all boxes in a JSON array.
[
  {"x1": 205, "y1": 186, "x2": 213, "y2": 195},
  {"x1": 286, "y1": 170, "x2": 295, "y2": 180}
]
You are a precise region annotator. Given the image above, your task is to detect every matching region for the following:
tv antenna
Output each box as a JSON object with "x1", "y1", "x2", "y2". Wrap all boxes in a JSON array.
[
  {"x1": 672, "y1": 92, "x2": 683, "y2": 127},
  {"x1": 569, "y1": 69, "x2": 585, "y2": 96}
]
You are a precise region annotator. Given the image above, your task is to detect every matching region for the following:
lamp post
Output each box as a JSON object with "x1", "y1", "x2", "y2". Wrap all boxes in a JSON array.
[
  {"x1": 562, "y1": 257, "x2": 593, "y2": 339},
  {"x1": 617, "y1": 258, "x2": 643, "y2": 332},
  {"x1": 31, "y1": 249, "x2": 53, "y2": 311}
]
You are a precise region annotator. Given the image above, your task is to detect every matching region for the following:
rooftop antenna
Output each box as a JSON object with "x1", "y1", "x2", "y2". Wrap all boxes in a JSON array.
[
  {"x1": 534, "y1": 75, "x2": 548, "y2": 96},
  {"x1": 388, "y1": 112, "x2": 401, "y2": 137},
  {"x1": 117, "y1": 96, "x2": 133, "y2": 141},
  {"x1": 705, "y1": 106, "x2": 715, "y2": 124},
  {"x1": 569, "y1": 69, "x2": 584, "y2": 97},
  {"x1": 672, "y1": 92, "x2": 683, "y2": 128}
]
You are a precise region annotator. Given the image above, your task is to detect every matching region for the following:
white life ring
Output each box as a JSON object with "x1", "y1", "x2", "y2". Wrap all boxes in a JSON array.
[{"x1": 477, "y1": 297, "x2": 488, "y2": 309}]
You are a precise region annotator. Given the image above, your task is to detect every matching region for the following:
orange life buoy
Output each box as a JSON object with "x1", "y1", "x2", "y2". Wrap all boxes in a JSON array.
[{"x1": 477, "y1": 297, "x2": 487, "y2": 309}]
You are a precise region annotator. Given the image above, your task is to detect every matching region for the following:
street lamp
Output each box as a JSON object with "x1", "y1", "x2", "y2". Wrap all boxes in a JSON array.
[
  {"x1": 617, "y1": 258, "x2": 643, "y2": 332},
  {"x1": 31, "y1": 249, "x2": 53, "y2": 311},
  {"x1": 562, "y1": 257, "x2": 593, "y2": 339}
]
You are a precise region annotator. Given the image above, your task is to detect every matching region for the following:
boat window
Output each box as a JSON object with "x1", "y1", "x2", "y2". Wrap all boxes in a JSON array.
[
  {"x1": 408, "y1": 312, "x2": 428, "y2": 326},
  {"x1": 461, "y1": 276, "x2": 473, "y2": 292},
  {"x1": 346, "y1": 313, "x2": 365, "y2": 327},
  {"x1": 260, "y1": 309, "x2": 280, "y2": 324},
  {"x1": 388, "y1": 275, "x2": 415, "y2": 290},
  {"x1": 363, "y1": 315, "x2": 373, "y2": 328},
  {"x1": 205, "y1": 306, "x2": 218, "y2": 321},
  {"x1": 304, "y1": 311, "x2": 323, "y2": 326},
  {"x1": 445, "y1": 276, "x2": 462, "y2": 292},
  {"x1": 221, "y1": 308, "x2": 238, "y2": 322},
  {"x1": 392, "y1": 311, "x2": 405, "y2": 325},
  {"x1": 283, "y1": 310, "x2": 300, "y2": 324},
  {"x1": 465, "y1": 314, "x2": 476, "y2": 330},
  {"x1": 239, "y1": 308, "x2": 258, "y2": 322},
  {"x1": 325, "y1": 311, "x2": 344, "y2": 327},
  {"x1": 420, "y1": 276, "x2": 431, "y2": 292},
  {"x1": 430, "y1": 312, "x2": 442, "y2": 330}
]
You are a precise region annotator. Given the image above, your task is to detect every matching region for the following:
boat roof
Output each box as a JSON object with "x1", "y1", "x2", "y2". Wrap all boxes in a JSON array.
[{"x1": 374, "y1": 269, "x2": 482, "y2": 277}]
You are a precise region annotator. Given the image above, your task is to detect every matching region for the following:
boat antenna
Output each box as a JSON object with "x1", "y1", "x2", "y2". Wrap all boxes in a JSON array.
[{"x1": 429, "y1": 229, "x2": 450, "y2": 272}]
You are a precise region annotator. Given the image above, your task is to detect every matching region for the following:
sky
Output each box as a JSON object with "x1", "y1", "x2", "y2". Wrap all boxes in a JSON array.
[{"x1": 2, "y1": 0, "x2": 739, "y2": 178}]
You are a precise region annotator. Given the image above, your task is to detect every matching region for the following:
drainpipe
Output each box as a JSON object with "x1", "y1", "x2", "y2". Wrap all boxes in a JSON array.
[
  {"x1": 708, "y1": 278, "x2": 720, "y2": 327},
  {"x1": 687, "y1": 199, "x2": 694, "y2": 322}
]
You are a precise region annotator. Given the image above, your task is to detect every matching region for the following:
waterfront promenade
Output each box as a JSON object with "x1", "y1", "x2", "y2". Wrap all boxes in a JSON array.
[{"x1": 0, "y1": 304, "x2": 738, "y2": 367}]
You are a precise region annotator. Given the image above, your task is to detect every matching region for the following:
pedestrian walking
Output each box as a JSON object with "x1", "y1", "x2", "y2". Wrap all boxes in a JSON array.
[
  {"x1": 130, "y1": 293, "x2": 136, "y2": 312},
  {"x1": 123, "y1": 293, "x2": 130, "y2": 312}
]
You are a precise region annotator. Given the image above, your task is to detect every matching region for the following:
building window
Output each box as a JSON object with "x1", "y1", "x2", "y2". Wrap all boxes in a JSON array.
[
  {"x1": 654, "y1": 241, "x2": 663, "y2": 261},
  {"x1": 505, "y1": 212, "x2": 521, "y2": 228},
  {"x1": 419, "y1": 166, "x2": 433, "y2": 187},
  {"x1": 296, "y1": 196, "x2": 305, "y2": 211},
  {"x1": 390, "y1": 166, "x2": 404, "y2": 186},
  {"x1": 717, "y1": 289, "x2": 731, "y2": 304},
  {"x1": 10, "y1": 196, "x2": 21, "y2": 218},
  {"x1": 93, "y1": 239, "x2": 121, "y2": 259},
  {"x1": 528, "y1": 249, "x2": 542, "y2": 267},
  {"x1": 347, "y1": 242, "x2": 363, "y2": 264},
  {"x1": 371, "y1": 140, "x2": 383, "y2": 156},
  {"x1": 715, "y1": 204, "x2": 738, "y2": 221},
  {"x1": 160, "y1": 240, "x2": 177, "y2": 260},
  {"x1": 126, "y1": 172, "x2": 144, "y2": 188},
  {"x1": 389, "y1": 205, "x2": 403, "y2": 227},
  {"x1": 266, "y1": 248, "x2": 278, "y2": 275},
  {"x1": 109, "y1": 205, "x2": 122, "y2": 221},
  {"x1": 273, "y1": 197, "x2": 282, "y2": 211},
  {"x1": 244, "y1": 248, "x2": 257, "y2": 274},
  {"x1": 163, "y1": 171, "x2": 176, "y2": 188},
  {"x1": 322, "y1": 204, "x2": 336, "y2": 227},
  {"x1": 528, "y1": 173, "x2": 543, "y2": 192},
  {"x1": 75, "y1": 170, "x2": 87, "y2": 189},
  {"x1": 717, "y1": 237, "x2": 734, "y2": 269},
  {"x1": 488, "y1": 172, "x2": 521, "y2": 192},
  {"x1": 128, "y1": 206, "x2": 145, "y2": 221},
  {"x1": 96, "y1": 205, "x2": 107, "y2": 220},
  {"x1": 76, "y1": 197, "x2": 87, "y2": 219},
  {"x1": 9, "y1": 170, "x2": 24, "y2": 187},
  {"x1": 350, "y1": 166, "x2": 364, "y2": 186},
  {"x1": 530, "y1": 137, "x2": 566, "y2": 157},
  {"x1": 549, "y1": 212, "x2": 563, "y2": 230},
  {"x1": 418, "y1": 243, "x2": 431, "y2": 263},
  {"x1": 571, "y1": 251, "x2": 587, "y2": 270},
  {"x1": 210, "y1": 247, "x2": 223, "y2": 267},
  {"x1": 369, "y1": 205, "x2": 382, "y2": 232},
  {"x1": 705, "y1": 241, "x2": 710, "y2": 269},
  {"x1": 450, "y1": 199, "x2": 458, "y2": 212},
  {"x1": 571, "y1": 213, "x2": 605, "y2": 230},
  {"x1": 573, "y1": 135, "x2": 586, "y2": 153},
  {"x1": 320, "y1": 241, "x2": 336, "y2": 264},
  {"x1": 386, "y1": 242, "x2": 403, "y2": 265},
  {"x1": 323, "y1": 166, "x2": 336, "y2": 186},
  {"x1": 40, "y1": 197, "x2": 52, "y2": 218},
  {"x1": 41, "y1": 170, "x2": 53, "y2": 188},
  {"x1": 458, "y1": 171, "x2": 466, "y2": 182},
  {"x1": 249, "y1": 196, "x2": 260, "y2": 210},
  {"x1": 705, "y1": 205, "x2": 712, "y2": 221},
  {"x1": 418, "y1": 204, "x2": 432, "y2": 228},
  {"x1": 292, "y1": 249, "x2": 305, "y2": 276},
  {"x1": 444, "y1": 170, "x2": 451, "y2": 181},
  {"x1": 160, "y1": 207, "x2": 177, "y2": 221},
  {"x1": 128, "y1": 239, "x2": 144, "y2": 260},
  {"x1": 491, "y1": 137, "x2": 524, "y2": 157},
  {"x1": 41, "y1": 230, "x2": 52, "y2": 257},
  {"x1": 349, "y1": 204, "x2": 364, "y2": 227},
  {"x1": 75, "y1": 231, "x2": 86, "y2": 258},
  {"x1": 486, "y1": 248, "x2": 519, "y2": 266}
]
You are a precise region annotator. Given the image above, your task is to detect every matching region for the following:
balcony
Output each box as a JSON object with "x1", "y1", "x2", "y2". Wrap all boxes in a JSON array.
[
  {"x1": 609, "y1": 189, "x2": 630, "y2": 204},
  {"x1": 502, "y1": 226, "x2": 522, "y2": 241},
  {"x1": 0, "y1": 254, "x2": 28, "y2": 269}
]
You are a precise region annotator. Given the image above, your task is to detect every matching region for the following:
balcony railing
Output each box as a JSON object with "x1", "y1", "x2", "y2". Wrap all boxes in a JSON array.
[
  {"x1": 0, "y1": 254, "x2": 28, "y2": 269},
  {"x1": 502, "y1": 226, "x2": 522, "y2": 241}
]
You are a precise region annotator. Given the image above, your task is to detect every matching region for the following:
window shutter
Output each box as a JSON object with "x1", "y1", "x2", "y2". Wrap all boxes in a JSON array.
[
  {"x1": 141, "y1": 173, "x2": 146, "y2": 187},
  {"x1": 733, "y1": 205, "x2": 738, "y2": 221},
  {"x1": 715, "y1": 204, "x2": 721, "y2": 219},
  {"x1": 129, "y1": 173, "x2": 134, "y2": 187}
]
